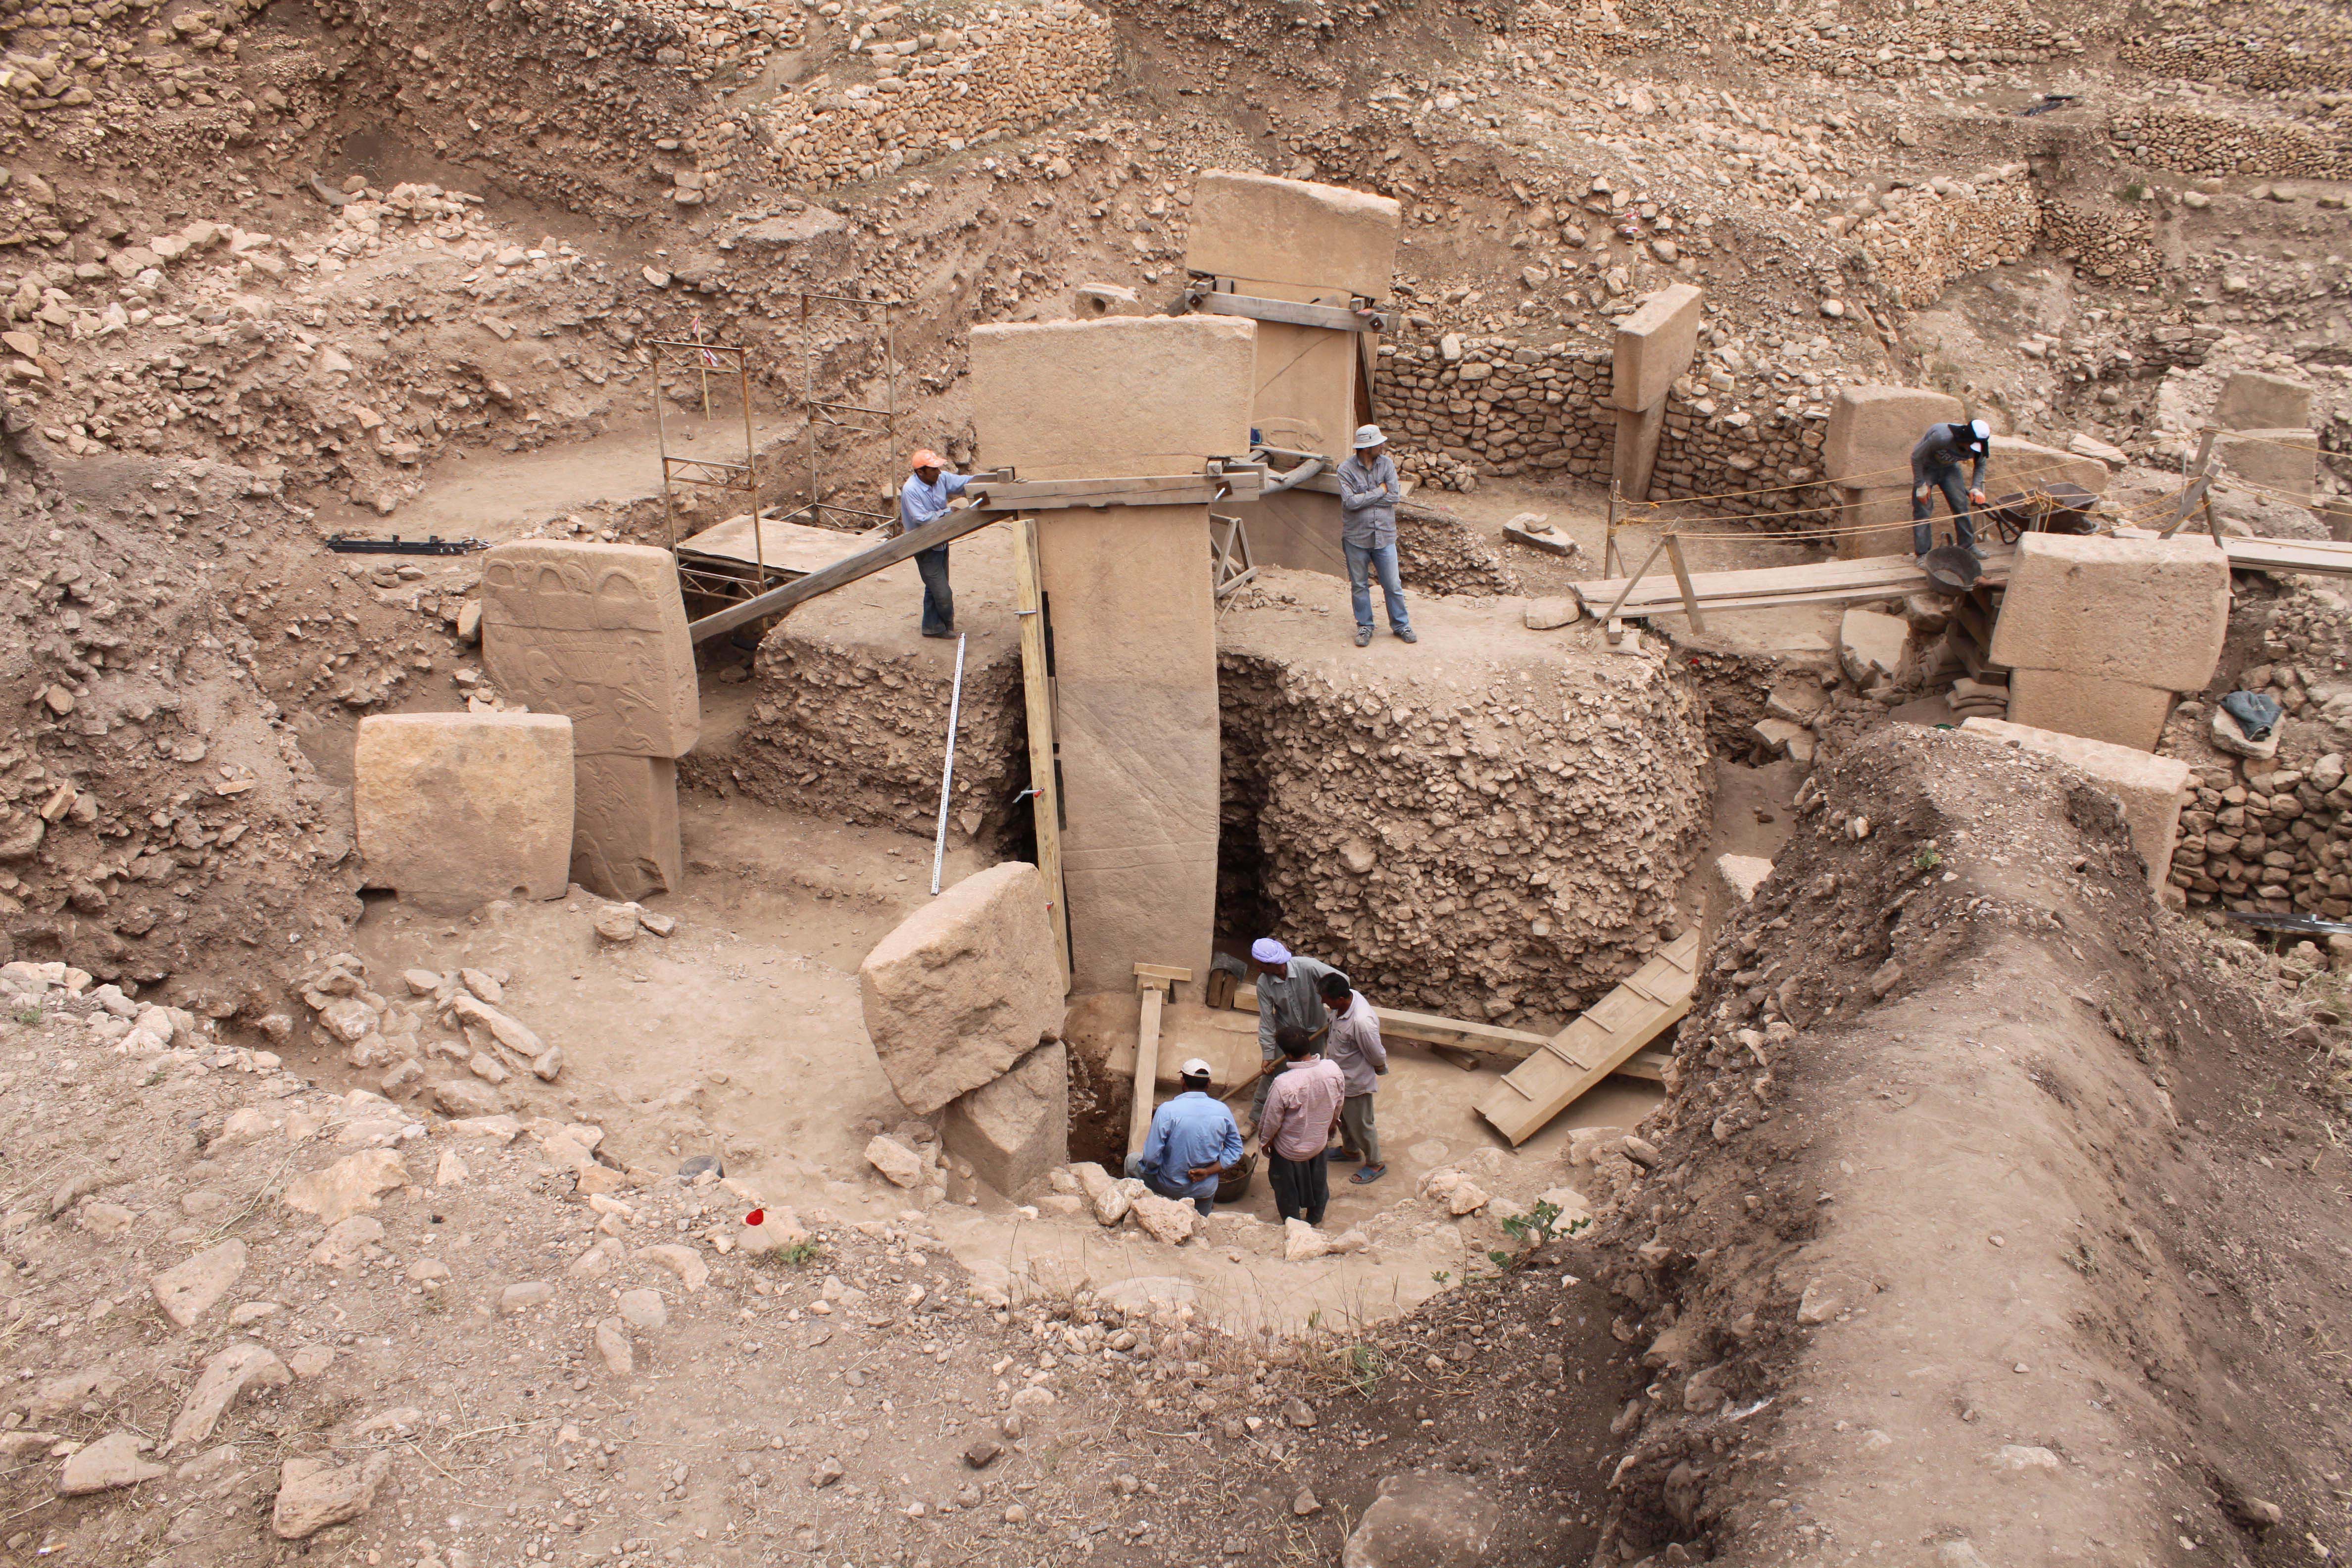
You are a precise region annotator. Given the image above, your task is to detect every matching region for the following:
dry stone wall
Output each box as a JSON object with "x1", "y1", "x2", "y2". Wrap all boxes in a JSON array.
[
  {"x1": 760, "y1": 2, "x2": 1114, "y2": 187},
  {"x1": 2120, "y1": 1, "x2": 2352, "y2": 91},
  {"x1": 1376, "y1": 336, "x2": 1832, "y2": 521},
  {"x1": 2106, "y1": 107, "x2": 2352, "y2": 179},
  {"x1": 1855, "y1": 167, "x2": 2040, "y2": 310},
  {"x1": 1216, "y1": 636, "x2": 1711, "y2": 1025},
  {"x1": 710, "y1": 636, "x2": 1027, "y2": 846},
  {"x1": 2165, "y1": 585, "x2": 2352, "y2": 920},
  {"x1": 1735, "y1": 0, "x2": 2085, "y2": 78}
]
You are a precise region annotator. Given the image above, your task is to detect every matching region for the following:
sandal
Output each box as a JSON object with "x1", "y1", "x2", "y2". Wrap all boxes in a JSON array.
[{"x1": 1350, "y1": 1163, "x2": 1387, "y2": 1185}]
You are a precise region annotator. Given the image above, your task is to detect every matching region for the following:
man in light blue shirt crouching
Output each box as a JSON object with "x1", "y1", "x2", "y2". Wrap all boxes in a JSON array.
[{"x1": 1126, "y1": 1058, "x2": 1245, "y2": 1216}]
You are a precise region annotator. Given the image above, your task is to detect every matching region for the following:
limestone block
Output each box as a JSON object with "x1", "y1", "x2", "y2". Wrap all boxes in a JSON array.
[
  {"x1": 1831, "y1": 484, "x2": 1924, "y2": 559},
  {"x1": 1822, "y1": 385, "x2": 1964, "y2": 488},
  {"x1": 1839, "y1": 608, "x2": 1913, "y2": 688},
  {"x1": 1184, "y1": 171, "x2": 1402, "y2": 300},
  {"x1": 1606, "y1": 284, "x2": 1704, "y2": 412},
  {"x1": 941, "y1": 1040, "x2": 1069, "y2": 1197},
  {"x1": 1960, "y1": 719, "x2": 2192, "y2": 888},
  {"x1": 1341, "y1": 1472, "x2": 1502, "y2": 1568},
  {"x1": 1987, "y1": 533, "x2": 2229, "y2": 692},
  {"x1": 1715, "y1": 854, "x2": 1774, "y2": 907},
  {"x1": 480, "y1": 541, "x2": 698, "y2": 759},
  {"x1": 859, "y1": 862, "x2": 1064, "y2": 1116},
  {"x1": 1988, "y1": 438, "x2": 2113, "y2": 498},
  {"x1": 571, "y1": 755, "x2": 681, "y2": 903},
  {"x1": 2005, "y1": 668, "x2": 2174, "y2": 752},
  {"x1": 2214, "y1": 429, "x2": 2316, "y2": 506},
  {"x1": 971, "y1": 316, "x2": 1257, "y2": 479},
  {"x1": 354, "y1": 714, "x2": 574, "y2": 913},
  {"x1": 2215, "y1": 371, "x2": 2314, "y2": 433}
]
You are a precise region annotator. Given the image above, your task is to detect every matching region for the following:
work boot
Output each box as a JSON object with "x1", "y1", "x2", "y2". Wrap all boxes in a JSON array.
[
  {"x1": 1353, "y1": 626, "x2": 1372, "y2": 647},
  {"x1": 1395, "y1": 626, "x2": 1418, "y2": 643}
]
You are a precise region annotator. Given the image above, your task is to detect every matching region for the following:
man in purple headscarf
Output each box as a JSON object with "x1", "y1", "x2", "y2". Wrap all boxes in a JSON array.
[{"x1": 1233, "y1": 935, "x2": 1349, "y2": 1132}]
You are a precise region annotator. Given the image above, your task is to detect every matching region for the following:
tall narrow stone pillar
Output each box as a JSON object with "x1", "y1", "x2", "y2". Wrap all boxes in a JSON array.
[
  {"x1": 481, "y1": 541, "x2": 700, "y2": 900},
  {"x1": 972, "y1": 315, "x2": 1258, "y2": 993},
  {"x1": 1184, "y1": 171, "x2": 1403, "y2": 579},
  {"x1": 1606, "y1": 284, "x2": 1704, "y2": 503}
]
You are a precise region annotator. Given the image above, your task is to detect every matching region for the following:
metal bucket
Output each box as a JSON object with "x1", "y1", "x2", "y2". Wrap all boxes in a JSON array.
[
  {"x1": 1214, "y1": 1149, "x2": 1258, "y2": 1204},
  {"x1": 1922, "y1": 543, "x2": 1982, "y2": 594}
]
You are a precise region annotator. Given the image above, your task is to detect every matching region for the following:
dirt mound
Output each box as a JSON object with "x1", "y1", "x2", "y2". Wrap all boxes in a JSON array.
[{"x1": 1586, "y1": 724, "x2": 2351, "y2": 1564}]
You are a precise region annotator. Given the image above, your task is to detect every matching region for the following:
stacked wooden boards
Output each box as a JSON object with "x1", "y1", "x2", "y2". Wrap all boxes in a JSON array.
[{"x1": 1476, "y1": 929, "x2": 1701, "y2": 1145}]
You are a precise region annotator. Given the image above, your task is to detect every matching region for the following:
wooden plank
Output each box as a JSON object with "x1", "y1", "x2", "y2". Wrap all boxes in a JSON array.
[
  {"x1": 1222, "y1": 983, "x2": 1548, "y2": 1062},
  {"x1": 1134, "y1": 962, "x2": 1194, "y2": 992},
  {"x1": 1477, "y1": 931, "x2": 1701, "y2": 1146},
  {"x1": 1192, "y1": 291, "x2": 1385, "y2": 334},
  {"x1": 1612, "y1": 1048, "x2": 1672, "y2": 1083},
  {"x1": 1664, "y1": 533, "x2": 1707, "y2": 633},
  {"x1": 688, "y1": 505, "x2": 1003, "y2": 643},
  {"x1": 2222, "y1": 537, "x2": 2352, "y2": 577},
  {"x1": 1574, "y1": 547, "x2": 2021, "y2": 615},
  {"x1": 1010, "y1": 518, "x2": 1069, "y2": 990},
  {"x1": 1127, "y1": 983, "x2": 1164, "y2": 1161}
]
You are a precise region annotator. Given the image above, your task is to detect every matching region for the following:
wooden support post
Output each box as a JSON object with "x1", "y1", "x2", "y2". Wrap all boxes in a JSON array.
[
  {"x1": 1605, "y1": 481, "x2": 1622, "y2": 579},
  {"x1": 2162, "y1": 431, "x2": 2217, "y2": 537},
  {"x1": 1600, "y1": 536, "x2": 1670, "y2": 645},
  {"x1": 1126, "y1": 972, "x2": 1167, "y2": 1161},
  {"x1": 1010, "y1": 518, "x2": 1070, "y2": 990},
  {"x1": 1664, "y1": 532, "x2": 1707, "y2": 634}
]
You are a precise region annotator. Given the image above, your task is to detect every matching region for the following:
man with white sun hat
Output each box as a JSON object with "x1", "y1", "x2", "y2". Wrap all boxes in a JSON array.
[{"x1": 1335, "y1": 423, "x2": 1417, "y2": 647}]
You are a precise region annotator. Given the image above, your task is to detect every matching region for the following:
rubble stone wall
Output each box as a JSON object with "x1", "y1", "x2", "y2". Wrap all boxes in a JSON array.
[
  {"x1": 1377, "y1": 336, "x2": 1834, "y2": 521},
  {"x1": 1216, "y1": 637, "x2": 1712, "y2": 1024},
  {"x1": 713, "y1": 636, "x2": 1029, "y2": 847},
  {"x1": 1856, "y1": 167, "x2": 2041, "y2": 310},
  {"x1": 760, "y1": 3, "x2": 1114, "y2": 188},
  {"x1": 2106, "y1": 106, "x2": 2352, "y2": 178}
]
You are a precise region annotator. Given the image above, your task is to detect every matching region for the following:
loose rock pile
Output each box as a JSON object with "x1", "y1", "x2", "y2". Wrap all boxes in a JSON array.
[{"x1": 1855, "y1": 166, "x2": 2039, "y2": 311}]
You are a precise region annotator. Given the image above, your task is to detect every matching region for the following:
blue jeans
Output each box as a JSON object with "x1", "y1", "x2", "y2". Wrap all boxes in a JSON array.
[
  {"x1": 915, "y1": 544, "x2": 953, "y2": 635},
  {"x1": 1124, "y1": 1152, "x2": 1216, "y2": 1216},
  {"x1": 1911, "y1": 466, "x2": 1978, "y2": 556},
  {"x1": 1344, "y1": 538, "x2": 1412, "y2": 635}
]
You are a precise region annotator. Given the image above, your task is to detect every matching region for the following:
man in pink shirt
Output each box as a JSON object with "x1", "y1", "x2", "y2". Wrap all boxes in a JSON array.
[{"x1": 1257, "y1": 1025, "x2": 1346, "y2": 1226}]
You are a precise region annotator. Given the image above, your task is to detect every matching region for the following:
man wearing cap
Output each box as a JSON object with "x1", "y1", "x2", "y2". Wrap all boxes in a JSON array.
[
  {"x1": 1336, "y1": 424, "x2": 1416, "y2": 648},
  {"x1": 898, "y1": 449, "x2": 984, "y2": 639},
  {"x1": 1126, "y1": 1058, "x2": 1244, "y2": 1217},
  {"x1": 1213, "y1": 937, "x2": 1348, "y2": 1130},
  {"x1": 1911, "y1": 419, "x2": 1992, "y2": 559},
  {"x1": 1258, "y1": 1024, "x2": 1346, "y2": 1226}
]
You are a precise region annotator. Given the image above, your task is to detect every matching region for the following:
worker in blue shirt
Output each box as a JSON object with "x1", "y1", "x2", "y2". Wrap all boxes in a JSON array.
[
  {"x1": 898, "y1": 448, "x2": 983, "y2": 639},
  {"x1": 1126, "y1": 1058, "x2": 1245, "y2": 1216}
]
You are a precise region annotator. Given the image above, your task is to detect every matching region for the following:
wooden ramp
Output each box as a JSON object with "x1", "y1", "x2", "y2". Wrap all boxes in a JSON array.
[
  {"x1": 1573, "y1": 547, "x2": 2018, "y2": 620},
  {"x1": 1477, "y1": 930, "x2": 1701, "y2": 1145},
  {"x1": 2219, "y1": 536, "x2": 2352, "y2": 578}
]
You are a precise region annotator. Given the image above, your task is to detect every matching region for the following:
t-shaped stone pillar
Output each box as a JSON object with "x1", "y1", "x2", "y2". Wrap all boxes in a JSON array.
[
  {"x1": 972, "y1": 314, "x2": 1258, "y2": 993},
  {"x1": 1606, "y1": 284, "x2": 1704, "y2": 504},
  {"x1": 481, "y1": 541, "x2": 700, "y2": 900},
  {"x1": 1183, "y1": 171, "x2": 1402, "y2": 579}
]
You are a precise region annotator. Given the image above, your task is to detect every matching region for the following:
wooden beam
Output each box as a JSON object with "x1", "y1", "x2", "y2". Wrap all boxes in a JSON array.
[
  {"x1": 1192, "y1": 291, "x2": 1388, "y2": 334},
  {"x1": 2164, "y1": 430, "x2": 2218, "y2": 535},
  {"x1": 1133, "y1": 962, "x2": 1195, "y2": 996},
  {"x1": 1225, "y1": 984, "x2": 1547, "y2": 1062},
  {"x1": 975, "y1": 469, "x2": 1265, "y2": 512},
  {"x1": 688, "y1": 505, "x2": 1003, "y2": 643},
  {"x1": 1127, "y1": 981, "x2": 1165, "y2": 1161},
  {"x1": 1664, "y1": 532, "x2": 1707, "y2": 634},
  {"x1": 1010, "y1": 518, "x2": 1069, "y2": 990}
]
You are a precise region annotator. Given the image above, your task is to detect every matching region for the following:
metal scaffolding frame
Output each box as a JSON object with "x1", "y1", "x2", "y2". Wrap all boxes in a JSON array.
[
  {"x1": 781, "y1": 291, "x2": 901, "y2": 536},
  {"x1": 651, "y1": 334, "x2": 763, "y2": 595}
]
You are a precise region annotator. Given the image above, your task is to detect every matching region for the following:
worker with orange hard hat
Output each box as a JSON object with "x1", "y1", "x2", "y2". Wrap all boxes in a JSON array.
[{"x1": 900, "y1": 447, "x2": 980, "y2": 639}]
